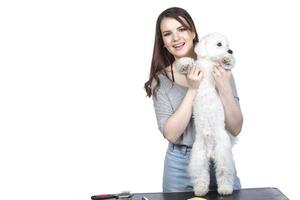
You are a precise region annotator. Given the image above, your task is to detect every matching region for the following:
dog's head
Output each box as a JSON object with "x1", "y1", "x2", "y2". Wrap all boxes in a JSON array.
[{"x1": 195, "y1": 32, "x2": 235, "y2": 69}]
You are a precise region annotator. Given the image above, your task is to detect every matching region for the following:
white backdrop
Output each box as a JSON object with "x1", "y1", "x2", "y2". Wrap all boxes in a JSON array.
[{"x1": 1, "y1": 0, "x2": 299, "y2": 199}]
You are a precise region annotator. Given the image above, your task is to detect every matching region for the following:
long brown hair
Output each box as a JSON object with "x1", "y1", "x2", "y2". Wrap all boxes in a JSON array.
[{"x1": 144, "y1": 7, "x2": 199, "y2": 98}]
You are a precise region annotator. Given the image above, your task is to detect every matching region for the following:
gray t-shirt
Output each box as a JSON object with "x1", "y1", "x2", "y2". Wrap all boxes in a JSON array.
[{"x1": 152, "y1": 73, "x2": 239, "y2": 146}]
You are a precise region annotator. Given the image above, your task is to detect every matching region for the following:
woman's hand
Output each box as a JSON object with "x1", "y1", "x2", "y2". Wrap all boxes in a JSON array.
[
  {"x1": 186, "y1": 65, "x2": 203, "y2": 90},
  {"x1": 212, "y1": 66, "x2": 232, "y2": 95},
  {"x1": 163, "y1": 64, "x2": 203, "y2": 143}
]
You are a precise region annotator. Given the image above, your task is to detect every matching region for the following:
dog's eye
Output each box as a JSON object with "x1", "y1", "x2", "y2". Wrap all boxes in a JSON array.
[{"x1": 217, "y1": 42, "x2": 222, "y2": 47}]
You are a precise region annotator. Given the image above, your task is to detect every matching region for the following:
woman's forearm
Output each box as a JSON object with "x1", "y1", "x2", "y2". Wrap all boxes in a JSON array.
[
  {"x1": 163, "y1": 89, "x2": 197, "y2": 143},
  {"x1": 219, "y1": 89, "x2": 243, "y2": 136}
]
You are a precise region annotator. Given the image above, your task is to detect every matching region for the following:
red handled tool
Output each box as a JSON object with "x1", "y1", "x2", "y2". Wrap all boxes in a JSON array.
[
  {"x1": 91, "y1": 194, "x2": 117, "y2": 200},
  {"x1": 91, "y1": 191, "x2": 132, "y2": 199}
]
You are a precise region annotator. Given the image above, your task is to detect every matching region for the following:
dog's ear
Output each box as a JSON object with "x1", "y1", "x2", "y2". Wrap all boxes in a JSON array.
[{"x1": 195, "y1": 38, "x2": 207, "y2": 58}]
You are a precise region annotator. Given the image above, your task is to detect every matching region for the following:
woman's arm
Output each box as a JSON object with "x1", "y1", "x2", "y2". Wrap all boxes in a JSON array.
[
  {"x1": 213, "y1": 66, "x2": 243, "y2": 136},
  {"x1": 163, "y1": 88, "x2": 197, "y2": 143},
  {"x1": 163, "y1": 66, "x2": 203, "y2": 143}
]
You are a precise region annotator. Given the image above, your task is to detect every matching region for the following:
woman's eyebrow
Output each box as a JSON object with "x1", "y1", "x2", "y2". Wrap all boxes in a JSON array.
[
  {"x1": 162, "y1": 23, "x2": 188, "y2": 34},
  {"x1": 162, "y1": 30, "x2": 171, "y2": 34},
  {"x1": 162, "y1": 25, "x2": 185, "y2": 34},
  {"x1": 177, "y1": 25, "x2": 186, "y2": 29}
]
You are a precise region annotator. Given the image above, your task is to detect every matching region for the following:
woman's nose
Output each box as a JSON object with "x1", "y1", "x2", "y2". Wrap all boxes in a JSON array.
[{"x1": 172, "y1": 32, "x2": 179, "y2": 41}]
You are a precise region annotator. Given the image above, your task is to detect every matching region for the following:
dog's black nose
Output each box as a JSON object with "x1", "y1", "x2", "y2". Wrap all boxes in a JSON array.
[{"x1": 228, "y1": 49, "x2": 233, "y2": 54}]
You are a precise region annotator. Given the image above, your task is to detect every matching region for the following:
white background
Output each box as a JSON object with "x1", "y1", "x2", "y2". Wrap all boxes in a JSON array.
[{"x1": 1, "y1": 0, "x2": 299, "y2": 199}]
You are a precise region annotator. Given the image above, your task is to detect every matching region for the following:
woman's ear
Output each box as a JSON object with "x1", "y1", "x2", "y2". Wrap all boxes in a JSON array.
[{"x1": 192, "y1": 32, "x2": 196, "y2": 41}]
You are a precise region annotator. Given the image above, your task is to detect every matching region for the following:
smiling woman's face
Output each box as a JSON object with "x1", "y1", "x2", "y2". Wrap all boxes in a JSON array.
[{"x1": 160, "y1": 17, "x2": 196, "y2": 60}]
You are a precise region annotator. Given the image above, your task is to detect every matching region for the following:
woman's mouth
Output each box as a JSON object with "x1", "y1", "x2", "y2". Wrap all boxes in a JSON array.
[{"x1": 173, "y1": 42, "x2": 185, "y2": 50}]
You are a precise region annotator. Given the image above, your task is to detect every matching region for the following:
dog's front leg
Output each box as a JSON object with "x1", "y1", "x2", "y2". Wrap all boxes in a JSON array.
[{"x1": 188, "y1": 138, "x2": 210, "y2": 196}]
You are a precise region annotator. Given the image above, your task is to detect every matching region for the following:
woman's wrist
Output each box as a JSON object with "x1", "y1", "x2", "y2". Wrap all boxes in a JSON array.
[
  {"x1": 187, "y1": 88, "x2": 198, "y2": 99},
  {"x1": 218, "y1": 86, "x2": 234, "y2": 102}
]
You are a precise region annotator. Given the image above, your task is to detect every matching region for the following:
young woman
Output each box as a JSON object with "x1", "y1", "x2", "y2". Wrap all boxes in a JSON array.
[{"x1": 144, "y1": 7, "x2": 243, "y2": 192}]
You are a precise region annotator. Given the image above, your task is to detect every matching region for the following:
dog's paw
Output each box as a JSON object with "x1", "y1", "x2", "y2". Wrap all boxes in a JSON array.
[
  {"x1": 174, "y1": 57, "x2": 194, "y2": 74},
  {"x1": 217, "y1": 185, "x2": 233, "y2": 195},
  {"x1": 194, "y1": 183, "x2": 209, "y2": 196},
  {"x1": 221, "y1": 56, "x2": 235, "y2": 70}
]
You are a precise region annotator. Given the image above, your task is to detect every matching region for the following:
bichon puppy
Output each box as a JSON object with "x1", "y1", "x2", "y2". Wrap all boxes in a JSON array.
[{"x1": 175, "y1": 33, "x2": 237, "y2": 196}]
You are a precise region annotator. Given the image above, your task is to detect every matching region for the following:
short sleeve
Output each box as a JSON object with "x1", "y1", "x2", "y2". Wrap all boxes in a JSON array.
[
  {"x1": 152, "y1": 79, "x2": 174, "y2": 135},
  {"x1": 230, "y1": 75, "x2": 240, "y2": 103}
]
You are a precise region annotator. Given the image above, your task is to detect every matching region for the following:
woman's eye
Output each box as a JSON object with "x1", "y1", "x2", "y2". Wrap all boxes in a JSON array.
[
  {"x1": 163, "y1": 32, "x2": 171, "y2": 37},
  {"x1": 179, "y1": 27, "x2": 187, "y2": 32},
  {"x1": 217, "y1": 42, "x2": 222, "y2": 47}
]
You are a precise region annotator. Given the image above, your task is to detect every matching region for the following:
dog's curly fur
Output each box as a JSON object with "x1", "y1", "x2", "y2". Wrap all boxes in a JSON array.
[{"x1": 175, "y1": 33, "x2": 237, "y2": 196}]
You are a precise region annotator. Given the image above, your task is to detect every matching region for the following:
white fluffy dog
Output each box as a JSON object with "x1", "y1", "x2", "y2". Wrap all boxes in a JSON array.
[{"x1": 175, "y1": 33, "x2": 237, "y2": 196}]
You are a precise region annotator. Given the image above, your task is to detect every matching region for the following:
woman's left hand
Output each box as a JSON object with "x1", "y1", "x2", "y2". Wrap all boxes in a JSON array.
[{"x1": 212, "y1": 66, "x2": 232, "y2": 95}]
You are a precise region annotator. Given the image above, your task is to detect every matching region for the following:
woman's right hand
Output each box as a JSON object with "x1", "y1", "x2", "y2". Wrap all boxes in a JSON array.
[
  {"x1": 186, "y1": 65, "x2": 203, "y2": 90},
  {"x1": 163, "y1": 65, "x2": 202, "y2": 143}
]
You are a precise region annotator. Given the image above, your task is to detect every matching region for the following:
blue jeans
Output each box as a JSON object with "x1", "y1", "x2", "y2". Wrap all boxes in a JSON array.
[{"x1": 163, "y1": 143, "x2": 241, "y2": 192}]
